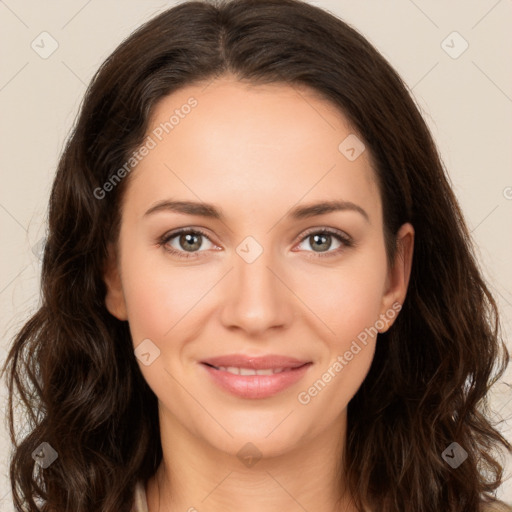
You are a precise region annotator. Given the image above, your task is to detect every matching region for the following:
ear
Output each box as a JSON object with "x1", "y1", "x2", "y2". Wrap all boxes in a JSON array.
[
  {"x1": 103, "y1": 242, "x2": 128, "y2": 321},
  {"x1": 378, "y1": 222, "x2": 414, "y2": 332}
]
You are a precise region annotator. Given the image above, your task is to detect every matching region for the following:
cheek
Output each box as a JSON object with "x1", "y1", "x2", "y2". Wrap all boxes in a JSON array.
[
  {"x1": 119, "y1": 248, "x2": 216, "y2": 401},
  {"x1": 294, "y1": 268, "x2": 385, "y2": 420},
  {"x1": 291, "y1": 247, "x2": 387, "y2": 411},
  {"x1": 121, "y1": 256, "x2": 215, "y2": 345},
  {"x1": 291, "y1": 248, "x2": 389, "y2": 343},
  {"x1": 296, "y1": 342, "x2": 375, "y2": 432}
]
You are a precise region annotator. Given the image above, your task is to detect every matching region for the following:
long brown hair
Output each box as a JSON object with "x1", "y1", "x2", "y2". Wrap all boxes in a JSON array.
[{"x1": 2, "y1": 0, "x2": 510, "y2": 510}]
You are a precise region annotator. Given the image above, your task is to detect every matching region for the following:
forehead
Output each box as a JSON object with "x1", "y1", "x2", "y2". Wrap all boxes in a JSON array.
[{"x1": 123, "y1": 77, "x2": 381, "y2": 224}]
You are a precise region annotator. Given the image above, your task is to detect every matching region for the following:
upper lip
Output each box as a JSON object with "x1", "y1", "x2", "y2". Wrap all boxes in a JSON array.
[{"x1": 201, "y1": 354, "x2": 311, "y2": 370}]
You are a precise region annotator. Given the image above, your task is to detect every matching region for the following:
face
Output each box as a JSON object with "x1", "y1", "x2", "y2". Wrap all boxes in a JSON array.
[{"x1": 104, "y1": 76, "x2": 413, "y2": 458}]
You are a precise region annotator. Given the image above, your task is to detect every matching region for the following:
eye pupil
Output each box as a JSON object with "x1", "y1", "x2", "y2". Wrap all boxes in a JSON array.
[
  {"x1": 180, "y1": 233, "x2": 202, "y2": 251},
  {"x1": 310, "y1": 234, "x2": 331, "y2": 252}
]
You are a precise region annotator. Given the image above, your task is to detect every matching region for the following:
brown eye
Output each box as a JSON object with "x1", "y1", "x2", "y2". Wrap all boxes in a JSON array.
[
  {"x1": 307, "y1": 233, "x2": 334, "y2": 252},
  {"x1": 159, "y1": 228, "x2": 216, "y2": 259},
  {"x1": 296, "y1": 228, "x2": 353, "y2": 258},
  {"x1": 176, "y1": 232, "x2": 203, "y2": 252}
]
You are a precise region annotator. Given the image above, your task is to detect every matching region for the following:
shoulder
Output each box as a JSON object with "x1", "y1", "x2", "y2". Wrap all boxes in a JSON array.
[
  {"x1": 131, "y1": 480, "x2": 149, "y2": 512},
  {"x1": 481, "y1": 502, "x2": 512, "y2": 512}
]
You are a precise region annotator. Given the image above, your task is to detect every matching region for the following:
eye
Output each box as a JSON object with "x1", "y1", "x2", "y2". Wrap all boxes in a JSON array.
[
  {"x1": 158, "y1": 227, "x2": 354, "y2": 260},
  {"x1": 295, "y1": 228, "x2": 353, "y2": 258},
  {"x1": 158, "y1": 228, "x2": 217, "y2": 259}
]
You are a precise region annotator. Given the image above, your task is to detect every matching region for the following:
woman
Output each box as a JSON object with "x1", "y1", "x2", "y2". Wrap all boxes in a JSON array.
[{"x1": 2, "y1": 0, "x2": 511, "y2": 511}]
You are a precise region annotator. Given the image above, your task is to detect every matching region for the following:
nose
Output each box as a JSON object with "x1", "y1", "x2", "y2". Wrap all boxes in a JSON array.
[{"x1": 219, "y1": 245, "x2": 295, "y2": 337}]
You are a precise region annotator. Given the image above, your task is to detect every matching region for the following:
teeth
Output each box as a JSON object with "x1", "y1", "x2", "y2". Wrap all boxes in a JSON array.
[
  {"x1": 217, "y1": 366, "x2": 287, "y2": 375},
  {"x1": 239, "y1": 368, "x2": 258, "y2": 376}
]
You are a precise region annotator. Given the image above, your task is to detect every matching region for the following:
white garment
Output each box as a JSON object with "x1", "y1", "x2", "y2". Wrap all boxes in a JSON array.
[{"x1": 131, "y1": 480, "x2": 149, "y2": 512}]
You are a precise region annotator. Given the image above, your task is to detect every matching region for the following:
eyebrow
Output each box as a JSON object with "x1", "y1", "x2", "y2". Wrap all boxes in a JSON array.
[{"x1": 144, "y1": 199, "x2": 370, "y2": 223}]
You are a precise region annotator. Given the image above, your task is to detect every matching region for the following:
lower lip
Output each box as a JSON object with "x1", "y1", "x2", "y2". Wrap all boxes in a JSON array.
[{"x1": 201, "y1": 363, "x2": 312, "y2": 399}]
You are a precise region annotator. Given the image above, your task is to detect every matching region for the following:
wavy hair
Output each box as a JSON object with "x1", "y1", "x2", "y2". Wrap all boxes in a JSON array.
[{"x1": 2, "y1": 0, "x2": 511, "y2": 510}]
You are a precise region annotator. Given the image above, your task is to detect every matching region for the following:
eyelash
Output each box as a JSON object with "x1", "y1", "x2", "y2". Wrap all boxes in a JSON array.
[{"x1": 157, "y1": 227, "x2": 354, "y2": 260}]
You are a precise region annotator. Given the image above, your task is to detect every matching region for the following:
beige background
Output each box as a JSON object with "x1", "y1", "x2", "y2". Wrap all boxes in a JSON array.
[{"x1": 1, "y1": 0, "x2": 511, "y2": 508}]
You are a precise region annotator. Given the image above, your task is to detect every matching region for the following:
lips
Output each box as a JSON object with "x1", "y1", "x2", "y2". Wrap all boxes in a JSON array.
[
  {"x1": 201, "y1": 354, "x2": 309, "y2": 370},
  {"x1": 200, "y1": 354, "x2": 312, "y2": 399}
]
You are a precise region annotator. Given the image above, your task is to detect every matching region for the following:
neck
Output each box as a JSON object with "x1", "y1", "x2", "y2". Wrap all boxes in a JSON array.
[{"x1": 146, "y1": 407, "x2": 358, "y2": 512}]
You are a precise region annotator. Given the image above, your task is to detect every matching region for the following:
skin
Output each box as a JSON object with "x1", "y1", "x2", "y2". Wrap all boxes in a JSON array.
[{"x1": 103, "y1": 75, "x2": 414, "y2": 512}]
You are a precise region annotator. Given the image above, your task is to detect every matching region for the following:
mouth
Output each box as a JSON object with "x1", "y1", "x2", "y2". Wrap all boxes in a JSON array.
[
  {"x1": 199, "y1": 355, "x2": 312, "y2": 399},
  {"x1": 202, "y1": 362, "x2": 309, "y2": 375}
]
